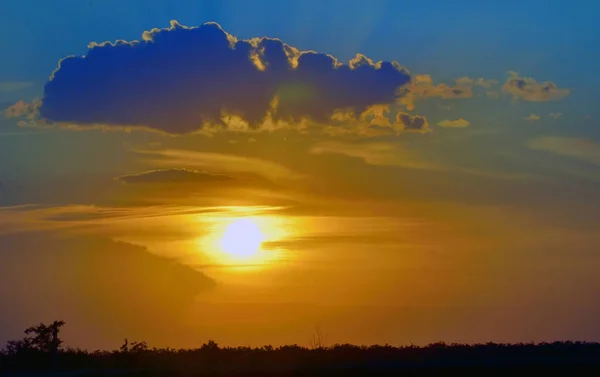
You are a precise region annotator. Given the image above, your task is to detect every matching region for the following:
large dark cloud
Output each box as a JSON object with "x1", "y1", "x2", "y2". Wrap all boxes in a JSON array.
[{"x1": 38, "y1": 21, "x2": 411, "y2": 134}]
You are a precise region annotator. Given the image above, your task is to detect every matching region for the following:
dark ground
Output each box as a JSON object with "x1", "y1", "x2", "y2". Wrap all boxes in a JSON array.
[{"x1": 3, "y1": 341, "x2": 600, "y2": 376}]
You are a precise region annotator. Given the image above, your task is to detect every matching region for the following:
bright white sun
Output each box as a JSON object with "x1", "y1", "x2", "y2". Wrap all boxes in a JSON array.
[{"x1": 219, "y1": 218, "x2": 265, "y2": 259}]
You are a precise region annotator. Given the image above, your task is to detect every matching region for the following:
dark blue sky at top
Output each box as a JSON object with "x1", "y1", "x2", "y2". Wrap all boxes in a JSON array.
[{"x1": 1, "y1": 0, "x2": 599, "y2": 90}]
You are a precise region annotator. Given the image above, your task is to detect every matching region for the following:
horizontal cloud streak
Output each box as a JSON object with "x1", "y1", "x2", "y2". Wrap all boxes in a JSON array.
[
  {"x1": 0, "y1": 81, "x2": 35, "y2": 92},
  {"x1": 135, "y1": 148, "x2": 305, "y2": 182},
  {"x1": 310, "y1": 141, "x2": 536, "y2": 180},
  {"x1": 310, "y1": 141, "x2": 438, "y2": 170},
  {"x1": 529, "y1": 137, "x2": 600, "y2": 166},
  {"x1": 37, "y1": 21, "x2": 411, "y2": 134},
  {"x1": 116, "y1": 168, "x2": 235, "y2": 185}
]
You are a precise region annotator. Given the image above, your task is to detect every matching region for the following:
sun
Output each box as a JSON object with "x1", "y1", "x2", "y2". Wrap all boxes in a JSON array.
[
  {"x1": 219, "y1": 218, "x2": 265, "y2": 259},
  {"x1": 195, "y1": 213, "x2": 289, "y2": 269}
]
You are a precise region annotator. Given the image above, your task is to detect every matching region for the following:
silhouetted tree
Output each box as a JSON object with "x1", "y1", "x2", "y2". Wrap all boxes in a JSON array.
[
  {"x1": 24, "y1": 320, "x2": 65, "y2": 353},
  {"x1": 202, "y1": 340, "x2": 219, "y2": 351},
  {"x1": 4, "y1": 337, "x2": 33, "y2": 356},
  {"x1": 4, "y1": 320, "x2": 65, "y2": 356}
]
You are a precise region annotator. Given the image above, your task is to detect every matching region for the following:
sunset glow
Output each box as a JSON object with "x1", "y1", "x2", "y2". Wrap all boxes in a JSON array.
[{"x1": 1, "y1": 0, "x2": 600, "y2": 355}]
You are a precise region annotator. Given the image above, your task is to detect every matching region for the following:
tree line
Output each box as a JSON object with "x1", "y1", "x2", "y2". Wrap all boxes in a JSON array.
[{"x1": 2, "y1": 321, "x2": 600, "y2": 375}]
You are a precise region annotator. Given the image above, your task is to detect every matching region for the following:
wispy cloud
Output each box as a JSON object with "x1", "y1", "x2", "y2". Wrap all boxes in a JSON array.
[
  {"x1": 115, "y1": 168, "x2": 236, "y2": 185},
  {"x1": 0, "y1": 81, "x2": 34, "y2": 92},
  {"x1": 529, "y1": 137, "x2": 600, "y2": 166},
  {"x1": 310, "y1": 141, "x2": 536, "y2": 181},
  {"x1": 0, "y1": 203, "x2": 287, "y2": 236},
  {"x1": 134, "y1": 148, "x2": 306, "y2": 182},
  {"x1": 310, "y1": 141, "x2": 439, "y2": 170},
  {"x1": 0, "y1": 131, "x2": 53, "y2": 137}
]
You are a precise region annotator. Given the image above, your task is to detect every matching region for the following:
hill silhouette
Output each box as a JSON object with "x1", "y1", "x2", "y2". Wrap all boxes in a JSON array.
[{"x1": 2, "y1": 321, "x2": 600, "y2": 376}]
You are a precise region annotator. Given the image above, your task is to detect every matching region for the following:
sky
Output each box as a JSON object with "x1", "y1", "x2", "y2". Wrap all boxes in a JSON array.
[{"x1": 2, "y1": 0, "x2": 600, "y2": 350}]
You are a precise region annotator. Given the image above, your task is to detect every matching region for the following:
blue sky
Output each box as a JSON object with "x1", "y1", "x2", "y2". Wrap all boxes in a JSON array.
[
  {"x1": 1, "y1": 0, "x2": 600, "y2": 349},
  {"x1": 2, "y1": 0, "x2": 599, "y2": 83}
]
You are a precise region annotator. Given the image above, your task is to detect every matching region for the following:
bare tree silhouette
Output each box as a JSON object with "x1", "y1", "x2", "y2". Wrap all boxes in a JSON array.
[{"x1": 309, "y1": 324, "x2": 325, "y2": 350}]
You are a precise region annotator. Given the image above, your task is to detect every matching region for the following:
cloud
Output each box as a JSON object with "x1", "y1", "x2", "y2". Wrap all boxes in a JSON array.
[
  {"x1": 27, "y1": 21, "x2": 411, "y2": 134},
  {"x1": 436, "y1": 118, "x2": 470, "y2": 128},
  {"x1": 549, "y1": 112, "x2": 562, "y2": 119},
  {"x1": 395, "y1": 112, "x2": 430, "y2": 132},
  {"x1": 323, "y1": 106, "x2": 430, "y2": 136},
  {"x1": 135, "y1": 148, "x2": 305, "y2": 182},
  {"x1": 524, "y1": 113, "x2": 540, "y2": 121},
  {"x1": 0, "y1": 81, "x2": 34, "y2": 92},
  {"x1": 502, "y1": 71, "x2": 570, "y2": 102},
  {"x1": 0, "y1": 204, "x2": 286, "y2": 236},
  {"x1": 2, "y1": 99, "x2": 40, "y2": 119},
  {"x1": 309, "y1": 141, "x2": 438, "y2": 170},
  {"x1": 412, "y1": 75, "x2": 474, "y2": 99},
  {"x1": 399, "y1": 75, "x2": 497, "y2": 110},
  {"x1": 454, "y1": 77, "x2": 497, "y2": 88},
  {"x1": 529, "y1": 137, "x2": 600, "y2": 166},
  {"x1": 310, "y1": 141, "x2": 535, "y2": 180},
  {"x1": 115, "y1": 168, "x2": 235, "y2": 185},
  {"x1": 113, "y1": 168, "x2": 285, "y2": 197}
]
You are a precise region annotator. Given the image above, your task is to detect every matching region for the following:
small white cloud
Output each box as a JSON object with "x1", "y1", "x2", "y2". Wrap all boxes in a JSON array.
[
  {"x1": 436, "y1": 118, "x2": 470, "y2": 128},
  {"x1": 524, "y1": 113, "x2": 540, "y2": 121}
]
